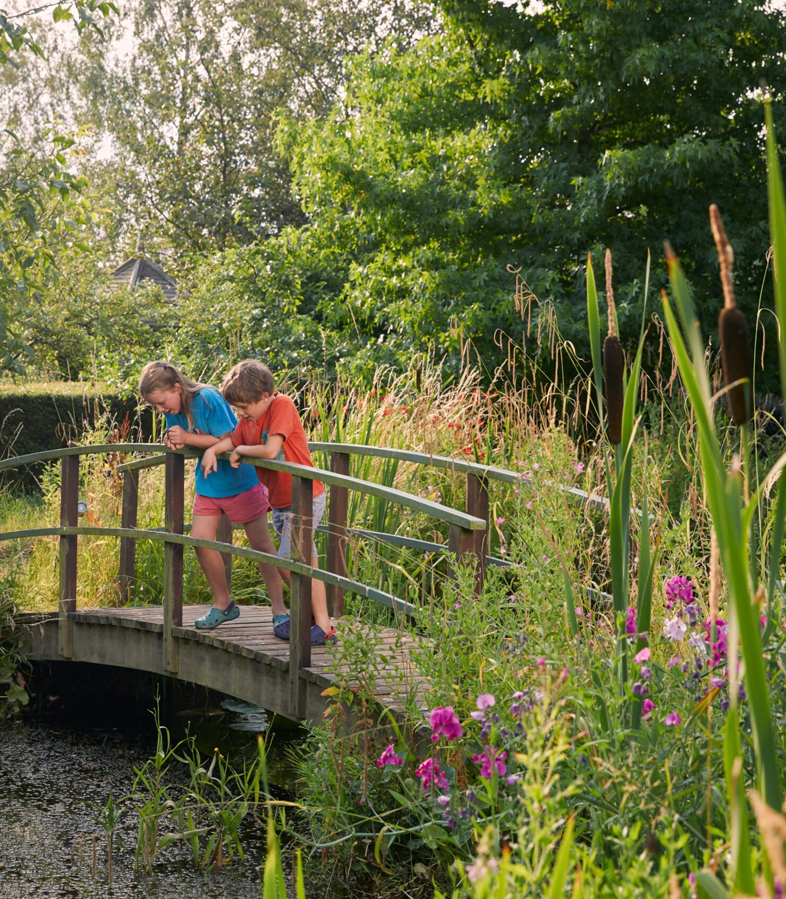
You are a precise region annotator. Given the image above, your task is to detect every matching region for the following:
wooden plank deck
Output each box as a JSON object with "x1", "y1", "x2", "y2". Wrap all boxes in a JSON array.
[{"x1": 17, "y1": 606, "x2": 425, "y2": 724}]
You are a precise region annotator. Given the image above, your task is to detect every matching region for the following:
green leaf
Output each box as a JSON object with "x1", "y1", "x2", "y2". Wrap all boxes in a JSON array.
[{"x1": 546, "y1": 816, "x2": 575, "y2": 899}]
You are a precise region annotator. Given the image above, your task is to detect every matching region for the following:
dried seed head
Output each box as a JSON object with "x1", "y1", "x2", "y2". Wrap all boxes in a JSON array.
[
  {"x1": 604, "y1": 334, "x2": 624, "y2": 445},
  {"x1": 605, "y1": 248, "x2": 616, "y2": 336},
  {"x1": 711, "y1": 206, "x2": 752, "y2": 425},
  {"x1": 749, "y1": 789, "x2": 786, "y2": 885}
]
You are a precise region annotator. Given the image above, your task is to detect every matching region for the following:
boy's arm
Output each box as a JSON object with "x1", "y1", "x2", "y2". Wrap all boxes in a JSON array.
[
  {"x1": 201, "y1": 435, "x2": 237, "y2": 476},
  {"x1": 232, "y1": 434, "x2": 284, "y2": 461}
]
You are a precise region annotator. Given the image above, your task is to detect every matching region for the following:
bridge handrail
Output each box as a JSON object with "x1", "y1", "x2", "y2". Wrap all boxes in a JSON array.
[
  {"x1": 0, "y1": 526, "x2": 415, "y2": 617},
  {"x1": 0, "y1": 443, "x2": 483, "y2": 532}
]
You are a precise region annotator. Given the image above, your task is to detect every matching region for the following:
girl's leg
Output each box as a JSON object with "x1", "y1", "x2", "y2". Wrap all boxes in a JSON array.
[
  {"x1": 191, "y1": 514, "x2": 233, "y2": 610},
  {"x1": 242, "y1": 515, "x2": 287, "y2": 617},
  {"x1": 310, "y1": 556, "x2": 330, "y2": 633}
]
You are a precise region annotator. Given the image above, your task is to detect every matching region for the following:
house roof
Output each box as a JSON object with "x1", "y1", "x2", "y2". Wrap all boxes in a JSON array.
[{"x1": 110, "y1": 256, "x2": 177, "y2": 302}]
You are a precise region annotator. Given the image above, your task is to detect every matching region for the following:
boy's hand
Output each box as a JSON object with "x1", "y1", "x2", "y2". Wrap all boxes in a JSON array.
[
  {"x1": 201, "y1": 448, "x2": 218, "y2": 476},
  {"x1": 229, "y1": 448, "x2": 244, "y2": 468}
]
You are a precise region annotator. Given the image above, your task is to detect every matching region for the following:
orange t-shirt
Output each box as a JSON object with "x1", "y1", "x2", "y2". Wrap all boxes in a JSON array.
[{"x1": 231, "y1": 393, "x2": 324, "y2": 509}]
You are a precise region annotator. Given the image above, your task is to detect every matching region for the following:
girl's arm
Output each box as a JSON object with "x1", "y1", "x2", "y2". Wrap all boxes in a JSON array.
[{"x1": 166, "y1": 426, "x2": 227, "y2": 450}]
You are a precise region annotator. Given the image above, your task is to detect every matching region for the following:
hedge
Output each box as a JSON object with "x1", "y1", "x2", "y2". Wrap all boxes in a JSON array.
[{"x1": 0, "y1": 382, "x2": 155, "y2": 489}]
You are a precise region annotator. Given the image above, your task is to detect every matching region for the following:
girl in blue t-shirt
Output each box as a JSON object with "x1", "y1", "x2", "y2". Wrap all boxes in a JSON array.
[{"x1": 138, "y1": 361, "x2": 285, "y2": 630}]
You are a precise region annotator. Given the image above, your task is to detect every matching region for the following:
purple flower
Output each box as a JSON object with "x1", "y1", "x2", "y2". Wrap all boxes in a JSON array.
[
  {"x1": 663, "y1": 617, "x2": 688, "y2": 642},
  {"x1": 415, "y1": 758, "x2": 448, "y2": 792},
  {"x1": 634, "y1": 647, "x2": 650, "y2": 664},
  {"x1": 505, "y1": 774, "x2": 521, "y2": 785},
  {"x1": 667, "y1": 656, "x2": 681, "y2": 669},
  {"x1": 429, "y1": 706, "x2": 463, "y2": 742},
  {"x1": 710, "y1": 676, "x2": 725, "y2": 689},
  {"x1": 476, "y1": 694, "x2": 495, "y2": 710},
  {"x1": 664, "y1": 712, "x2": 682, "y2": 726},
  {"x1": 436, "y1": 795, "x2": 451, "y2": 806},
  {"x1": 377, "y1": 745, "x2": 403, "y2": 768},
  {"x1": 640, "y1": 666, "x2": 651, "y2": 680},
  {"x1": 473, "y1": 746, "x2": 507, "y2": 779}
]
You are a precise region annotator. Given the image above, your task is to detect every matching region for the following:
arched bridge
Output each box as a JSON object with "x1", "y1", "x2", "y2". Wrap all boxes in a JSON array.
[{"x1": 3, "y1": 443, "x2": 606, "y2": 721}]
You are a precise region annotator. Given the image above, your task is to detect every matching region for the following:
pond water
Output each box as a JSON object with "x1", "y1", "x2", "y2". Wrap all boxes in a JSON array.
[{"x1": 0, "y1": 662, "x2": 304, "y2": 899}]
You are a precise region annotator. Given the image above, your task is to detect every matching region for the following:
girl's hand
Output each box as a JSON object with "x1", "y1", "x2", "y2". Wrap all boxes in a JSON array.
[
  {"x1": 167, "y1": 426, "x2": 188, "y2": 447},
  {"x1": 201, "y1": 449, "x2": 218, "y2": 476},
  {"x1": 163, "y1": 432, "x2": 183, "y2": 450}
]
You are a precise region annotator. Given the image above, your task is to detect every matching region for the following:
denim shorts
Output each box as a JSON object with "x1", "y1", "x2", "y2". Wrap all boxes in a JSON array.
[{"x1": 272, "y1": 491, "x2": 327, "y2": 560}]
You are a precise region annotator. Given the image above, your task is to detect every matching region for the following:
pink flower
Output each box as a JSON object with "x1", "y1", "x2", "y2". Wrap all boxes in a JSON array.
[
  {"x1": 473, "y1": 746, "x2": 507, "y2": 779},
  {"x1": 575, "y1": 461, "x2": 585, "y2": 474},
  {"x1": 476, "y1": 693, "x2": 495, "y2": 710},
  {"x1": 496, "y1": 516, "x2": 505, "y2": 525},
  {"x1": 642, "y1": 699, "x2": 656, "y2": 721},
  {"x1": 377, "y1": 745, "x2": 403, "y2": 767},
  {"x1": 575, "y1": 606, "x2": 584, "y2": 618},
  {"x1": 634, "y1": 647, "x2": 650, "y2": 664},
  {"x1": 665, "y1": 712, "x2": 682, "y2": 726},
  {"x1": 526, "y1": 501, "x2": 533, "y2": 510},
  {"x1": 429, "y1": 706, "x2": 463, "y2": 742},
  {"x1": 415, "y1": 758, "x2": 448, "y2": 792}
]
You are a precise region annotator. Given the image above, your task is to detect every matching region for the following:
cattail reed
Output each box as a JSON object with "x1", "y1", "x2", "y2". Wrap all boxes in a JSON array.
[
  {"x1": 603, "y1": 248, "x2": 624, "y2": 445},
  {"x1": 710, "y1": 205, "x2": 752, "y2": 426}
]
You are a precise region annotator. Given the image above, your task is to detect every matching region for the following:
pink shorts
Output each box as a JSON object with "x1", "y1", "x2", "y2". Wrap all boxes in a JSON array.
[{"x1": 193, "y1": 482, "x2": 271, "y2": 523}]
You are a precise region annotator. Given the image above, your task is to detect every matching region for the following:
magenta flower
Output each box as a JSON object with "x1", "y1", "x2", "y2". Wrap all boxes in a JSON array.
[
  {"x1": 634, "y1": 647, "x2": 650, "y2": 664},
  {"x1": 665, "y1": 576, "x2": 694, "y2": 610},
  {"x1": 625, "y1": 607, "x2": 637, "y2": 636},
  {"x1": 377, "y1": 745, "x2": 403, "y2": 768},
  {"x1": 664, "y1": 712, "x2": 682, "y2": 726},
  {"x1": 415, "y1": 758, "x2": 448, "y2": 792},
  {"x1": 429, "y1": 706, "x2": 463, "y2": 742},
  {"x1": 473, "y1": 746, "x2": 508, "y2": 779},
  {"x1": 642, "y1": 699, "x2": 656, "y2": 721}
]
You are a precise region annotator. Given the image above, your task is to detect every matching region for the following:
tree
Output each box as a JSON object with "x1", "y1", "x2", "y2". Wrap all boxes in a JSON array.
[
  {"x1": 65, "y1": 0, "x2": 437, "y2": 257},
  {"x1": 0, "y1": 1, "x2": 115, "y2": 372},
  {"x1": 282, "y1": 0, "x2": 786, "y2": 377}
]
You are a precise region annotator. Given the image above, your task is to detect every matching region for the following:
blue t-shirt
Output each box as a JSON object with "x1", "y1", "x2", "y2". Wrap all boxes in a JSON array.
[{"x1": 164, "y1": 387, "x2": 258, "y2": 498}]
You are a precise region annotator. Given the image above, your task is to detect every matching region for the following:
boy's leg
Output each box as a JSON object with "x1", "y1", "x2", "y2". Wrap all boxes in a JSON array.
[
  {"x1": 191, "y1": 514, "x2": 233, "y2": 610},
  {"x1": 242, "y1": 515, "x2": 287, "y2": 618}
]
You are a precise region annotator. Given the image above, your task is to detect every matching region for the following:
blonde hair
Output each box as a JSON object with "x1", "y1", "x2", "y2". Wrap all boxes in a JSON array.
[
  {"x1": 138, "y1": 361, "x2": 207, "y2": 430},
  {"x1": 221, "y1": 360, "x2": 275, "y2": 405}
]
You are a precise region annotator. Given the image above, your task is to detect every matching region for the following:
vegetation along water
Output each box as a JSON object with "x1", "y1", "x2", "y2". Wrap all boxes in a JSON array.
[{"x1": 7, "y1": 0, "x2": 786, "y2": 897}]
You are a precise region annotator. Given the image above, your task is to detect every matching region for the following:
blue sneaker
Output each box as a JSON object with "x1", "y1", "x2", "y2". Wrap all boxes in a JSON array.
[{"x1": 195, "y1": 604, "x2": 240, "y2": 630}]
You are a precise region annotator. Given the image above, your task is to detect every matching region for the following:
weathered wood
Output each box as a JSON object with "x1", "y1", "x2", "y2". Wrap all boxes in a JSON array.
[
  {"x1": 116, "y1": 454, "x2": 167, "y2": 473},
  {"x1": 118, "y1": 469, "x2": 139, "y2": 605},
  {"x1": 289, "y1": 475, "x2": 313, "y2": 718},
  {"x1": 216, "y1": 513, "x2": 233, "y2": 590},
  {"x1": 0, "y1": 443, "x2": 165, "y2": 473},
  {"x1": 326, "y1": 452, "x2": 349, "y2": 617},
  {"x1": 448, "y1": 523, "x2": 476, "y2": 587},
  {"x1": 0, "y1": 525, "x2": 417, "y2": 616},
  {"x1": 58, "y1": 454, "x2": 79, "y2": 658},
  {"x1": 164, "y1": 453, "x2": 184, "y2": 673},
  {"x1": 181, "y1": 448, "x2": 486, "y2": 531},
  {"x1": 466, "y1": 472, "x2": 489, "y2": 594}
]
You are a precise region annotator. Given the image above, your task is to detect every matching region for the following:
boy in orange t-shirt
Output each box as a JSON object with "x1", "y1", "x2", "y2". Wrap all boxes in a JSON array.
[{"x1": 201, "y1": 360, "x2": 334, "y2": 644}]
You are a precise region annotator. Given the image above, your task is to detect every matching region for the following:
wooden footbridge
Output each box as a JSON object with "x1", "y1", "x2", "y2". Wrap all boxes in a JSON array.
[{"x1": 2, "y1": 443, "x2": 605, "y2": 722}]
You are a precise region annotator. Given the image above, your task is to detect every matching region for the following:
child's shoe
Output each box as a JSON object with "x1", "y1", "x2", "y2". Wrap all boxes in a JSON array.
[
  {"x1": 310, "y1": 624, "x2": 337, "y2": 646},
  {"x1": 195, "y1": 602, "x2": 240, "y2": 630},
  {"x1": 273, "y1": 614, "x2": 290, "y2": 640}
]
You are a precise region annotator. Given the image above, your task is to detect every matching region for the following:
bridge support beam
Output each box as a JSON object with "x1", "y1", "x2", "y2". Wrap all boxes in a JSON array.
[
  {"x1": 289, "y1": 475, "x2": 313, "y2": 719},
  {"x1": 217, "y1": 513, "x2": 233, "y2": 590},
  {"x1": 59, "y1": 454, "x2": 79, "y2": 658},
  {"x1": 465, "y1": 472, "x2": 489, "y2": 595},
  {"x1": 164, "y1": 453, "x2": 184, "y2": 674},
  {"x1": 326, "y1": 452, "x2": 349, "y2": 618},
  {"x1": 119, "y1": 469, "x2": 139, "y2": 605}
]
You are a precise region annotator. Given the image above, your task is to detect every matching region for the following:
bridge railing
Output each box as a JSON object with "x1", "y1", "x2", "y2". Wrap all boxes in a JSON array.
[{"x1": 0, "y1": 443, "x2": 486, "y2": 717}]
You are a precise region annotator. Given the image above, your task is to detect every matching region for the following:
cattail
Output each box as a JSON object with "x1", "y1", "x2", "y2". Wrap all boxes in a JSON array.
[
  {"x1": 603, "y1": 249, "x2": 624, "y2": 444},
  {"x1": 710, "y1": 205, "x2": 752, "y2": 426}
]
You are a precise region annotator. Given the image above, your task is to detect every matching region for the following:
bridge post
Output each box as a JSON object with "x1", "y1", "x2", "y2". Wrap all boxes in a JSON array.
[
  {"x1": 326, "y1": 452, "x2": 349, "y2": 617},
  {"x1": 289, "y1": 475, "x2": 313, "y2": 719},
  {"x1": 216, "y1": 512, "x2": 233, "y2": 590},
  {"x1": 118, "y1": 469, "x2": 139, "y2": 604},
  {"x1": 164, "y1": 452, "x2": 184, "y2": 674},
  {"x1": 465, "y1": 472, "x2": 489, "y2": 595},
  {"x1": 58, "y1": 454, "x2": 79, "y2": 658},
  {"x1": 449, "y1": 523, "x2": 476, "y2": 593}
]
